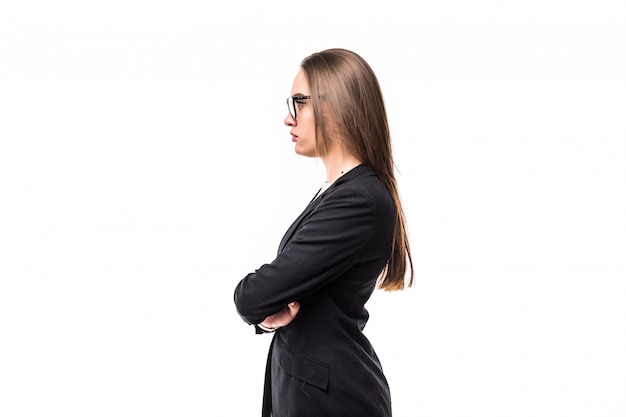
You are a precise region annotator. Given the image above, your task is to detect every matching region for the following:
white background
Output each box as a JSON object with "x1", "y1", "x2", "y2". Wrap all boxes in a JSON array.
[{"x1": 1, "y1": 1, "x2": 625, "y2": 416}]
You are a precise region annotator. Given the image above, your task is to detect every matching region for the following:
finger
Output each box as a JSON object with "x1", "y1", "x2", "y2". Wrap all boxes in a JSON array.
[{"x1": 288, "y1": 301, "x2": 300, "y2": 315}]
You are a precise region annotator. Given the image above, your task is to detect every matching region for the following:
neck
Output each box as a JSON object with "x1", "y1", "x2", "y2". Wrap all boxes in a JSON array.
[{"x1": 321, "y1": 152, "x2": 362, "y2": 184}]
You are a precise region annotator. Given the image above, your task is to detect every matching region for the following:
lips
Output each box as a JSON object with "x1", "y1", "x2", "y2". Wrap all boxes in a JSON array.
[{"x1": 290, "y1": 131, "x2": 298, "y2": 142}]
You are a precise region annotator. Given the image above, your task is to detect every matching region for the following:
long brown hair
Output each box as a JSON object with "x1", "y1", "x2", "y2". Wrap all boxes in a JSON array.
[{"x1": 301, "y1": 48, "x2": 414, "y2": 291}]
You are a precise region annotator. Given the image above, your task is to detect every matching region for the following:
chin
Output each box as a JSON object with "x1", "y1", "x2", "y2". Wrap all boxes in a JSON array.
[{"x1": 294, "y1": 146, "x2": 315, "y2": 158}]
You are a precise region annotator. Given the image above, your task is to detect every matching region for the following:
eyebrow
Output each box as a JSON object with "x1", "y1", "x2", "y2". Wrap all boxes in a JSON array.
[{"x1": 291, "y1": 92, "x2": 309, "y2": 97}]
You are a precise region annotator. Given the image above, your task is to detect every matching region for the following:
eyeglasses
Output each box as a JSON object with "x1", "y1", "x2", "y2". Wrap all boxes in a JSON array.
[{"x1": 286, "y1": 95, "x2": 311, "y2": 120}]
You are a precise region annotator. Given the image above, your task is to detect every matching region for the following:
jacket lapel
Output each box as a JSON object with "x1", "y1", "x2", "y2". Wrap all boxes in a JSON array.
[
  {"x1": 276, "y1": 164, "x2": 372, "y2": 254},
  {"x1": 277, "y1": 192, "x2": 323, "y2": 254}
]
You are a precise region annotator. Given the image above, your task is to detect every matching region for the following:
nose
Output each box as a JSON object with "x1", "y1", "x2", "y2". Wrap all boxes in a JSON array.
[{"x1": 284, "y1": 113, "x2": 295, "y2": 127}]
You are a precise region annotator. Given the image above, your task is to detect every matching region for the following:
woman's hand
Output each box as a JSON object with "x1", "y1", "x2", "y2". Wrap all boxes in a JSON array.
[{"x1": 259, "y1": 302, "x2": 300, "y2": 331}]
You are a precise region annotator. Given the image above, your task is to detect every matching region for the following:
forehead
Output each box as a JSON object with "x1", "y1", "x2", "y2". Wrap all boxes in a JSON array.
[{"x1": 291, "y1": 70, "x2": 309, "y2": 95}]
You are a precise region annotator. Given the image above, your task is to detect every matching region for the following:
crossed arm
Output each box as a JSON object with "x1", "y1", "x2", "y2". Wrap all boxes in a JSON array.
[{"x1": 234, "y1": 184, "x2": 377, "y2": 332}]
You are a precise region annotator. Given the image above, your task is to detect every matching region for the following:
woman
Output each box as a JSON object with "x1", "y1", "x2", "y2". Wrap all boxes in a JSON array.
[{"x1": 234, "y1": 48, "x2": 413, "y2": 417}]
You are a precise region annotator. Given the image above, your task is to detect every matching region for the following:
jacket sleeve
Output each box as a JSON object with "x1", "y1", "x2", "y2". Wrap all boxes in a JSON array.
[{"x1": 234, "y1": 185, "x2": 377, "y2": 325}]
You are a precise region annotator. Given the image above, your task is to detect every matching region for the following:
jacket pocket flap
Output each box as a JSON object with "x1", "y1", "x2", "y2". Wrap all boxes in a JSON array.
[{"x1": 277, "y1": 345, "x2": 329, "y2": 391}]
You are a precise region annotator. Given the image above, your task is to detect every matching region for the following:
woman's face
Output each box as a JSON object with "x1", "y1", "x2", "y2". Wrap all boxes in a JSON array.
[{"x1": 285, "y1": 70, "x2": 317, "y2": 157}]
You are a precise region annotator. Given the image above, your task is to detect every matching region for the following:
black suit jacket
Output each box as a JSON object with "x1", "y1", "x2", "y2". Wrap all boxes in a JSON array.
[{"x1": 235, "y1": 164, "x2": 394, "y2": 417}]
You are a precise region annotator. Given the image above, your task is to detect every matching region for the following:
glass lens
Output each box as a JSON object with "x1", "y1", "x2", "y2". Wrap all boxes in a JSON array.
[{"x1": 287, "y1": 96, "x2": 296, "y2": 119}]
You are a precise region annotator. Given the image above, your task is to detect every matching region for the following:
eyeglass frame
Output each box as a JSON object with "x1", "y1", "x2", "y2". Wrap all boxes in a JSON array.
[{"x1": 286, "y1": 95, "x2": 311, "y2": 120}]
